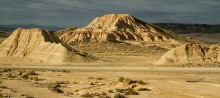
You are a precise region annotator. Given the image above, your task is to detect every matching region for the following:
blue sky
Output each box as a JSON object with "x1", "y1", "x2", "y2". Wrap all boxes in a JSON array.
[{"x1": 0, "y1": 0, "x2": 219, "y2": 28}]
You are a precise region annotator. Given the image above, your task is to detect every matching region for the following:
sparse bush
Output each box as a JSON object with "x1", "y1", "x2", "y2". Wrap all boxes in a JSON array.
[
  {"x1": 114, "y1": 93, "x2": 126, "y2": 98},
  {"x1": 48, "y1": 81, "x2": 63, "y2": 93},
  {"x1": 2, "y1": 73, "x2": 13, "y2": 79},
  {"x1": 124, "y1": 88, "x2": 138, "y2": 95},
  {"x1": 119, "y1": 77, "x2": 145, "y2": 85},
  {"x1": 52, "y1": 81, "x2": 61, "y2": 87},
  {"x1": 0, "y1": 69, "x2": 11, "y2": 72},
  {"x1": 18, "y1": 71, "x2": 23, "y2": 76},
  {"x1": 87, "y1": 77, "x2": 94, "y2": 79},
  {"x1": 73, "y1": 81, "x2": 79, "y2": 84},
  {"x1": 80, "y1": 92, "x2": 92, "y2": 97},
  {"x1": 25, "y1": 96, "x2": 34, "y2": 98},
  {"x1": 25, "y1": 70, "x2": 36, "y2": 75},
  {"x1": 49, "y1": 87, "x2": 64, "y2": 93},
  {"x1": 90, "y1": 82, "x2": 95, "y2": 85},
  {"x1": 21, "y1": 74, "x2": 28, "y2": 79},
  {"x1": 97, "y1": 78, "x2": 104, "y2": 80},
  {"x1": 124, "y1": 78, "x2": 133, "y2": 85},
  {"x1": 48, "y1": 81, "x2": 61, "y2": 89},
  {"x1": 108, "y1": 89, "x2": 113, "y2": 93},
  {"x1": 137, "y1": 87, "x2": 151, "y2": 91},
  {"x1": 115, "y1": 89, "x2": 127, "y2": 93},
  {"x1": 99, "y1": 95, "x2": 111, "y2": 98},
  {"x1": 93, "y1": 92, "x2": 107, "y2": 97},
  {"x1": 61, "y1": 70, "x2": 70, "y2": 73},
  {"x1": 0, "y1": 86, "x2": 7, "y2": 89},
  {"x1": 75, "y1": 89, "x2": 79, "y2": 92},
  {"x1": 32, "y1": 76, "x2": 38, "y2": 81},
  {"x1": 118, "y1": 76, "x2": 124, "y2": 82},
  {"x1": 136, "y1": 80, "x2": 145, "y2": 85}
]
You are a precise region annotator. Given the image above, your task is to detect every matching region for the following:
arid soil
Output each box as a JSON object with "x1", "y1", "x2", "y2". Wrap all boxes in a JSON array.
[{"x1": 0, "y1": 67, "x2": 219, "y2": 98}]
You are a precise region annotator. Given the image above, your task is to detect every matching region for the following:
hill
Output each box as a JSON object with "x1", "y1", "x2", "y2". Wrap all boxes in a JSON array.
[
  {"x1": 0, "y1": 28, "x2": 93, "y2": 63},
  {"x1": 60, "y1": 14, "x2": 199, "y2": 45},
  {"x1": 153, "y1": 23, "x2": 220, "y2": 34}
]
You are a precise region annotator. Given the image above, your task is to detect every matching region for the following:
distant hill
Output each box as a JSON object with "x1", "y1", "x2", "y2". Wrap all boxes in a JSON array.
[
  {"x1": 153, "y1": 23, "x2": 220, "y2": 34},
  {"x1": 0, "y1": 24, "x2": 64, "y2": 31},
  {"x1": 60, "y1": 14, "x2": 199, "y2": 45}
]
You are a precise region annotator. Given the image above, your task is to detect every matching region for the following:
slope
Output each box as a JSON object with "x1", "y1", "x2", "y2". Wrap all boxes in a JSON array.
[
  {"x1": 0, "y1": 28, "x2": 92, "y2": 63},
  {"x1": 60, "y1": 14, "x2": 199, "y2": 45}
]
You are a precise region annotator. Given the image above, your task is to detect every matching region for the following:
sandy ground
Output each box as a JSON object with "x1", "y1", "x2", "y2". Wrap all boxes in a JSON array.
[
  {"x1": 0, "y1": 56, "x2": 160, "y2": 67},
  {"x1": 0, "y1": 66, "x2": 220, "y2": 98}
]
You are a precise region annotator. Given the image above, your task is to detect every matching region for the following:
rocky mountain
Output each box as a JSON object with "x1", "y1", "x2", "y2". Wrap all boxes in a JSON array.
[
  {"x1": 153, "y1": 23, "x2": 220, "y2": 34},
  {"x1": 0, "y1": 28, "x2": 92, "y2": 63},
  {"x1": 60, "y1": 14, "x2": 199, "y2": 45}
]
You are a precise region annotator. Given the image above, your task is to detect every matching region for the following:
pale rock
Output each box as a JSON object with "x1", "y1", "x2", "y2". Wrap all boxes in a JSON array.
[
  {"x1": 156, "y1": 44, "x2": 220, "y2": 65},
  {"x1": 0, "y1": 28, "x2": 91, "y2": 62},
  {"x1": 60, "y1": 14, "x2": 197, "y2": 44}
]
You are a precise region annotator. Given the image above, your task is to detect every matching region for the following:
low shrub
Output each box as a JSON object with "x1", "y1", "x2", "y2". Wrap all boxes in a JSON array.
[
  {"x1": 124, "y1": 88, "x2": 138, "y2": 95},
  {"x1": 49, "y1": 87, "x2": 64, "y2": 93},
  {"x1": 48, "y1": 82, "x2": 63, "y2": 93},
  {"x1": 0, "y1": 69, "x2": 11, "y2": 72},
  {"x1": 118, "y1": 76, "x2": 124, "y2": 82},
  {"x1": 32, "y1": 76, "x2": 38, "y2": 81},
  {"x1": 114, "y1": 93, "x2": 126, "y2": 98},
  {"x1": 75, "y1": 89, "x2": 79, "y2": 92},
  {"x1": 108, "y1": 89, "x2": 113, "y2": 93},
  {"x1": 137, "y1": 87, "x2": 151, "y2": 91},
  {"x1": 25, "y1": 70, "x2": 36, "y2": 75},
  {"x1": 80, "y1": 92, "x2": 92, "y2": 97},
  {"x1": 136, "y1": 80, "x2": 145, "y2": 85},
  {"x1": 21, "y1": 74, "x2": 28, "y2": 79},
  {"x1": 87, "y1": 77, "x2": 94, "y2": 79},
  {"x1": 90, "y1": 82, "x2": 95, "y2": 85},
  {"x1": 61, "y1": 70, "x2": 70, "y2": 73},
  {"x1": 97, "y1": 78, "x2": 104, "y2": 80},
  {"x1": 118, "y1": 77, "x2": 145, "y2": 85}
]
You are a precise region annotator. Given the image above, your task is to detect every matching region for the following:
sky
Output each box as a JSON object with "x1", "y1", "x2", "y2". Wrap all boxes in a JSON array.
[{"x1": 0, "y1": 0, "x2": 220, "y2": 28}]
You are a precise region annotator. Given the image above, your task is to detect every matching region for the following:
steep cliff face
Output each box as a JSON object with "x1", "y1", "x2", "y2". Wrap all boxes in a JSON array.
[
  {"x1": 60, "y1": 14, "x2": 197, "y2": 45},
  {"x1": 0, "y1": 28, "x2": 92, "y2": 62}
]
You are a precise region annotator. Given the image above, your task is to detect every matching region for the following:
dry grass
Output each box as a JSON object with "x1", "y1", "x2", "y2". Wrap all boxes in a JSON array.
[
  {"x1": 73, "y1": 42, "x2": 168, "y2": 57},
  {"x1": 114, "y1": 93, "x2": 126, "y2": 98},
  {"x1": 118, "y1": 76, "x2": 145, "y2": 85},
  {"x1": 124, "y1": 88, "x2": 139, "y2": 95},
  {"x1": 48, "y1": 81, "x2": 63, "y2": 93},
  {"x1": 137, "y1": 87, "x2": 151, "y2": 91}
]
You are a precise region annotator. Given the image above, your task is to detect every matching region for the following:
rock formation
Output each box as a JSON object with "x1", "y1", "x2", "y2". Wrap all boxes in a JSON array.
[
  {"x1": 54, "y1": 26, "x2": 78, "y2": 37},
  {"x1": 156, "y1": 44, "x2": 220, "y2": 65},
  {"x1": 60, "y1": 14, "x2": 199, "y2": 45},
  {"x1": 0, "y1": 28, "x2": 92, "y2": 62}
]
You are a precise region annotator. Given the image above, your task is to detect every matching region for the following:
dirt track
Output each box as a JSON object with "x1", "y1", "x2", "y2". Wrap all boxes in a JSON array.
[{"x1": 0, "y1": 66, "x2": 220, "y2": 72}]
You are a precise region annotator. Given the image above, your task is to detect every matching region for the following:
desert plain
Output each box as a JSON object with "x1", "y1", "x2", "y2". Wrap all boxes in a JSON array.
[
  {"x1": 0, "y1": 66, "x2": 220, "y2": 98},
  {"x1": 0, "y1": 14, "x2": 220, "y2": 98}
]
